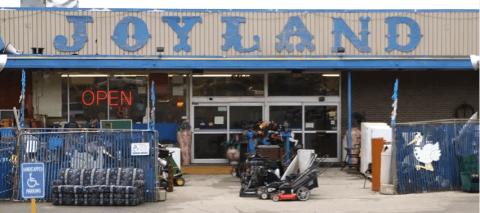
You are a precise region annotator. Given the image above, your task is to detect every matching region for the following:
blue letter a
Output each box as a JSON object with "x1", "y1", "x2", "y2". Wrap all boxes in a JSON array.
[{"x1": 275, "y1": 16, "x2": 315, "y2": 53}]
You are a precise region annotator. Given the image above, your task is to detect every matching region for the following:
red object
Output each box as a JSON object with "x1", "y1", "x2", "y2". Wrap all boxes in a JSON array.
[
  {"x1": 82, "y1": 90, "x2": 132, "y2": 106},
  {"x1": 278, "y1": 194, "x2": 297, "y2": 201}
]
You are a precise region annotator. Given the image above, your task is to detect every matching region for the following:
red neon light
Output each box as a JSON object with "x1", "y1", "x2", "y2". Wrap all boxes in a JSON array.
[
  {"x1": 82, "y1": 90, "x2": 95, "y2": 106},
  {"x1": 121, "y1": 91, "x2": 132, "y2": 106},
  {"x1": 81, "y1": 90, "x2": 132, "y2": 106},
  {"x1": 97, "y1": 91, "x2": 107, "y2": 105},
  {"x1": 109, "y1": 91, "x2": 119, "y2": 106}
]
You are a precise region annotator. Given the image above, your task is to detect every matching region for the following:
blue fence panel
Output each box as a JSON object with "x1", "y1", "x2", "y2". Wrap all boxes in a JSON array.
[
  {"x1": 16, "y1": 130, "x2": 159, "y2": 202},
  {"x1": 394, "y1": 122, "x2": 479, "y2": 194},
  {"x1": 0, "y1": 128, "x2": 17, "y2": 199}
]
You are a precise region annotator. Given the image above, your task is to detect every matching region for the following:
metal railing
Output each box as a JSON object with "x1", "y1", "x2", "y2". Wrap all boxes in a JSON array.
[
  {"x1": 0, "y1": 128, "x2": 159, "y2": 202},
  {"x1": 391, "y1": 120, "x2": 479, "y2": 194},
  {"x1": 0, "y1": 128, "x2": 17, "y2": 199}
]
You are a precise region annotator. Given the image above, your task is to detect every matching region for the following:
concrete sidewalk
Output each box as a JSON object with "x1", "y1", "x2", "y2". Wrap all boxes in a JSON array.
[{"x1": 1, "y1": 167, "x2": 478, "y2": 213}]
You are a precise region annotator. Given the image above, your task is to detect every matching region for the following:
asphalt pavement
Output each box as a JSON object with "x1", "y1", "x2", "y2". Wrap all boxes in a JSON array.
[{"x1": 1, "y1": 167, "x2": 479, "y2": 213}]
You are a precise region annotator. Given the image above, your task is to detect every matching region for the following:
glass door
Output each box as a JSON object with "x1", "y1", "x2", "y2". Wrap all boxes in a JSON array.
[
  {"x1": 267, "y1": 103, "x2": 304, "y2": 151},
  {"x1": 267, "y1": 103, "x2": 340, "y2": 162},
  {"x1": 303, "y1": 104, "x2": 339, "y2": 161},
  {"x1": 192, "y1": 104, "x2": 263, "y2": 163}
]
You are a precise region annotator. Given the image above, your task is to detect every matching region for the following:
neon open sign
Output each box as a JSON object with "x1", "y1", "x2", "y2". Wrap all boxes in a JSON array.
[{"x1": 82, "y1": 90, "x2": 132, "y2": 106}]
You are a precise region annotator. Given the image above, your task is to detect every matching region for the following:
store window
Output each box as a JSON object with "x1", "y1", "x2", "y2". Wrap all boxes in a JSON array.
[
  {"x1": 230, "y1": 106, "x2": 262, "y2": 130},
  {"x1": 305, "y1": 133, "x2": 337, "y2": 158},
  {"x1": 194, "y1": 106, "x2": 227, "y2": 130},
  {"x1": 61, "y1": 74, "x2": 150, "y2": 126},
  {"x1": 268, "y1": 73, "x2": 339, "y2": 96},
  {"x1": 192, "y1": 74, "x2": 264, "y2": 96},
  {"x1": 194, "y1": 134, "x2": 227, "y2": 159},
  {"x1": 66, "y1": 76, "x2": 108, "y2": 123},
  {"x1": 304, "y1": 106, "x2": 337, "y2": 131},
  {"x1": 269, "y1": 106, "x2": 302, "y2": 129},
  {"x1": 154, "y1": 74, "x2": 187, "y2": 124},
  {"x1": 108, "y1": 76, "x2": 148, "y2": 124}
]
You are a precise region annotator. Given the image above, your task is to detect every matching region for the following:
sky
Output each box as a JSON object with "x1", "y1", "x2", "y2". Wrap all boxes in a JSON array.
[{"x1": 0, "y1": 0, "x2": 479, "y2": 9}]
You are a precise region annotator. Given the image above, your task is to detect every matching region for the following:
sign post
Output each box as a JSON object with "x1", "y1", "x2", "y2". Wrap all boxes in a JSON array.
[{"x1": 21, "y1": 163, "x2": 45, "y2": 213}]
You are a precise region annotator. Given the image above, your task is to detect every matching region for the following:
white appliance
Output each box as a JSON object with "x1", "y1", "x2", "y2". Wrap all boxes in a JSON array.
[
  {"x1": 167, "y1": 147, "x2": 182, "y2": 170},
  {"x1": 360, "y1": 123, "x2": 391, "y2": 175}
]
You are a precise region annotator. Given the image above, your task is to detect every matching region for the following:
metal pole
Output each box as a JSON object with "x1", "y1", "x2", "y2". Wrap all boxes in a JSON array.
[
  {"x1": 348, "y1": 70, "x2": 352, "y2": 165},
  {"x1": 67, "y1": 75, "x2": 70, "y2": 124}
]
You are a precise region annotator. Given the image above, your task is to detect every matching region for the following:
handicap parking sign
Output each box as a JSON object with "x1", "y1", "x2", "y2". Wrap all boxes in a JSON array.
[{"x1": 21, "y1": 163, "x2": 45, "y2": 199}]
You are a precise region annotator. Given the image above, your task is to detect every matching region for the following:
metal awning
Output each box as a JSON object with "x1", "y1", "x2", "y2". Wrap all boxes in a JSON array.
[{"x1": 3, "y1": 55, "x2": 477, "y2": 70}]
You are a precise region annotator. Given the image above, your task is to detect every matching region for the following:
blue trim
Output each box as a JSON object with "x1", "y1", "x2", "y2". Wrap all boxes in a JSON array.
[
  {"x1": 8, "y1": 54, "x2": 470, "y2": 59},
  {"x1": 2, "y1": 8, "x2": 478, "y2": 13},
  {"x1": 4, "y1": 58, "x2": 474, "y2": 70}
]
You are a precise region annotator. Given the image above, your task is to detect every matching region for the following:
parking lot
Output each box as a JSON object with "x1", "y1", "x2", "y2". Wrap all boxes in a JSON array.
[{"x1": 1, "y1": 167, "x2": 478, "y2": 213}]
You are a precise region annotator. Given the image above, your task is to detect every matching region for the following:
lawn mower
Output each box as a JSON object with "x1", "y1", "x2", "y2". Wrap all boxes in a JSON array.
[
  {"x1": 231, "y1": 121, "x2": 299, "y2": 178},
  {"x1": 258, "y1": 153, "x2": 333, "y2": 201},
  {"x1": 239, "y1": 154, "x2": 283, "y2": 197},
  {"x1": 158, "y1": 143, "x2": 185, "y2": 191}
]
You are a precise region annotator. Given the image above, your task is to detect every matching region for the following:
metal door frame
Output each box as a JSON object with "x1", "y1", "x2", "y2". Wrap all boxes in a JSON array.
[{"x1": 191, "y1": 103, "x2": 264, "y2": 164}]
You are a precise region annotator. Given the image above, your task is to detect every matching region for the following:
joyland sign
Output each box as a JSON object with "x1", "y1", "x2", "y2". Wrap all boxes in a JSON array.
[
  {"x1": 82, "y1": 90, "x2": 132, "y2": 106},
  {"x1": 50, "y1": 15, "x2": 422, "y2": 53},
  {"x1": 1, "y1": 10, "x2": 475, "y2": 56}
]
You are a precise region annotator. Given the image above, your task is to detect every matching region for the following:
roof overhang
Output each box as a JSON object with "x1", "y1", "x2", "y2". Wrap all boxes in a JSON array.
[{"x1": 3, "y1": 55, "x2": 476, "y2": 70}]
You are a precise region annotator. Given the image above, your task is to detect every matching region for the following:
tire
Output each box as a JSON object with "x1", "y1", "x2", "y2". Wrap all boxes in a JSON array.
[
  {"x1": 272, "y1": 194, "x2": 280, "y2": 202},
  {"x1": 296, "y1": 186, "x2": 310, "y2": 201},
  {"x1": 160, "y1": 179, "x2": 169, "y2": 189},
  {"x1": 174, "y1": 177, "x2": 185, "y2": 186},
  {"x1": 260, "y1": 193, "x2": 269, "y2": 200}
]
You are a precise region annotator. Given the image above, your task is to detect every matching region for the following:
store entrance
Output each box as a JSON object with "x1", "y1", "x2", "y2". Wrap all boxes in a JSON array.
[
  {"x1": 192, "y1": 103, "x2": 263, "y2": 163},
  {"x1": 191, "y1": 103, "x2": 340, "y2": 163},
  {"x1": 268, "y1": 103, "x2": 340, "y2": 161}
]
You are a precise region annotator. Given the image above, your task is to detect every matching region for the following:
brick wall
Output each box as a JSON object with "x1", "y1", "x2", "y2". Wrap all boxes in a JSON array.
[{"x1": 340, "y1": 70, "x2": 479, "y2": 134}]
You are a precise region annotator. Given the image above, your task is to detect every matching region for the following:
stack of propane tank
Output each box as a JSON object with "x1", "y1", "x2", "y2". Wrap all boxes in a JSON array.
[{"x1": 228, "y1": 121, "x2": 333, "y2": 201}]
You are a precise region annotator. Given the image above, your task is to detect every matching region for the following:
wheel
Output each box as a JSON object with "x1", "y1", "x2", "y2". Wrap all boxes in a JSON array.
[
  {"x1": 174, "y1": 177, "x2": 185, "y2": 186},
  {"x1": 296, "y1": 186, "x2": 310, "y2": 201},
  {"x1": 260, "y1": 192, "x2": 269, "y2": 200},
  {"x1": 160, "y1": 179, "x2": 169, "y2": 189},
  {"x1": 230, "y1": 170, "x2": 237, "y2": 177},
  {"x1": 272, "y1": 194, "x2": 280, "y2": 202}
]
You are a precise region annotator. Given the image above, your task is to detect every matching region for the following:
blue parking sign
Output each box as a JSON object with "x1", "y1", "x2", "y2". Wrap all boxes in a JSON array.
[{"x1": 21, "y1": 163, "x2": 45, "y2": 199}]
